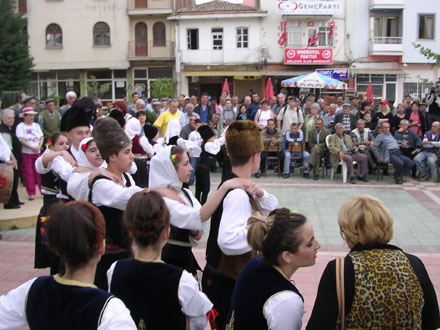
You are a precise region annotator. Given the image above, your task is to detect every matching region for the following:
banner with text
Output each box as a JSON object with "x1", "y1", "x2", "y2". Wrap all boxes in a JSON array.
[
  {"x1": 284, "y1": 48, "x2": 333, "y2": 65},
  {"x1": 277, "y1": 1, "x2": 342, "y2": 15}
]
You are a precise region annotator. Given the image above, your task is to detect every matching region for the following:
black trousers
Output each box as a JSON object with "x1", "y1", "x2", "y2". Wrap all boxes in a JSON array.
[
  {"x1": 4, "y1": 168, "x2": 19, "y2": 207},
  {"x1": 195, "y1": 167, "x2": 210, "y2": 205},
  {"x1": 202, "y1": 265, "x2": 236, "y2": 330}
]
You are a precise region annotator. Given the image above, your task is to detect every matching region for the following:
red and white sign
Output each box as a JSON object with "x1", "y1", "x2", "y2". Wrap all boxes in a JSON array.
[{"x1": 284, "y1": 48, "x2": 333, "y2": 65}]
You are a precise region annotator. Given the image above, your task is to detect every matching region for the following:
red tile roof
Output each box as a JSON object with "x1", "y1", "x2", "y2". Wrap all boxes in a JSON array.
[{"x1": 176, "y1": 0, "x2": 266, "y2": 14}]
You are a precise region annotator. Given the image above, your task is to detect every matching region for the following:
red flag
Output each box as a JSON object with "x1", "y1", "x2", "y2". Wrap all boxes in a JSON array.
[
  {"x1": 307, "y1": 30, "x2": 319, "y2": 48},
  {"x1": 278, "y1": 31, "x2": 287, "y2": 46},
  {"x1": 328, "y1": 21, "x2": 335, "y2": 40},
  {"x1": 221, "y1": 79, "x2": 230, "y2": 97},
  {"x1": 366, "y1": 82, "x2": 374, "y2": 104},
  {"x1": 264, "y1": 78, "x2": 274, "y2": 101}
]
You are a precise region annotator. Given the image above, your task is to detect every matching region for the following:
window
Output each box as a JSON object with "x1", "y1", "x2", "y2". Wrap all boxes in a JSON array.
[
  {"x1": 93, "y1": 22, "x2": 110, "y2": 46},
  {"x1": 307, "y1": 27, "x2": 333, "y2": 47},
  {"x1": 236, "y1": 27, "x2": 248, "y2": 48},
  {"x1": 286, "y1": 26, "x2": 301, "y2": 46},
  {"x1": 46, "y1": 24, "x2": 62, "y2": 48},
  {"x1": 212, "y1": 28, "x2": 223, "y2": 50},
  {"x1": 153, "y1": 22, "x2": 166, "y2": 46},
  {"x1": 419, "y1": 14, "x2": 434, "y2": 39},
  {"x1": 187, "y1": 29, "x2": 199, "y2": 50},
  {"x1": 385, "y1": 17, "x2": 398, "y2": 37},
  {"x1": 373, "y1": 17, "x2": 382, "y2": 37}
]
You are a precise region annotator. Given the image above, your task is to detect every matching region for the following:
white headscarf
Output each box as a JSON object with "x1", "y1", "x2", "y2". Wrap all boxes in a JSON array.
[
  {"x1": 148, "y1": 145, "x2": 181, "y2": 190},
  {"x1": 77, "y1": 137, "x2": 106, "y2": 171},
  {"x1": 125, "y1": 117, "x2": 141, "y2": 140},
  {"x1": 164, "y1": 118, "x2": 182, "y2": 144}
]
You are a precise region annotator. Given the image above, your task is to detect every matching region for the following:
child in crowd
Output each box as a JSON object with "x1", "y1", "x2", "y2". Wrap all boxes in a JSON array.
[
  {"x1": 188, "y1": 119, "x2": 203, "y2": 185},
  {"x1": 195, "y1": 125, "x2": 224, "y2": 204},
  {"x1": 107, "y1": 191, "x2": 213, "y2": 330},
  {"x1": 282, "y1": 123, "x2": 311, "y2": 178},
  {"x1": 34, "y1": 132, "x2": 71, "y2": 274},
  {"x1": 228, "y1": 209, "x2": 320, "y2": 330},
  {"x1": 0, "y1": 201, "x2": 136, "y2": 329}
]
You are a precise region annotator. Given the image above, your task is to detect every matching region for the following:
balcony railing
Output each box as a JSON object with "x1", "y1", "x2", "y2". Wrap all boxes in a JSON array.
[
  {"x1": 128, "y1": 41, "x2": 175, "y2": 60},
  {"x1": 369, "y1": 0, "x2": 404, "y2": 10},
  {"x1": 369, "y1": 37, "x2": 403, "y2": 55},
  {"x1": 127, "y1": 0, "x2": 173, "y2": 14}
]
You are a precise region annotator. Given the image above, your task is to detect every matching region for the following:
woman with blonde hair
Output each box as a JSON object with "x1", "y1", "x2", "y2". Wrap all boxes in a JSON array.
[
  {"x1": 227, "y1": 208, "x2": 320, "y2": 330},
  {"x1": 373, "y1": 100, "x2": 393, "y2": 127},
  {"x1": 307, "y1": 195, "x2": 440, "y2": 330}
]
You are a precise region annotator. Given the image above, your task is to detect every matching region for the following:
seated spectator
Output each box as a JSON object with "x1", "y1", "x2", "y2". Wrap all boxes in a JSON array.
[
  {"x1": 373, "y1": 122, "x2": 414, "y2": 184},
  {"x1": 257, "y1": 119, "x2": 283, "y2": 178},
  {"x1": 364, "y1": 112, "x2": 375, "y2": 131},
  {"x1": 306, "y1": 195, "x2": 440, "y2": 330},
  {"x1": 392, "y1": 104, "x2": 409, "y2": 133},
  {"x1": 301, "y1": 119, "x2": 329, "y2": 180},
  {"x1": 334, "y1": 103, "x2": 356, "y2": 134},
  {"x1": 351, "y1": 119, "x2": 376, "y2": 170},
  {"x1": 394, "y1": 119, "x2": 422, "y2": 162},
  {"x1": 282, "y1": 123, "x2": 310, "y2": 178},
  {"x1": 414, "y1": 121, "x2": 440, "y2": 181},
  {"x1": 371, "y1": 121, "x2": 382, "y2": 137},
  {"x1": 328, "y1": 123, "x2": 369, "y2": 184}
]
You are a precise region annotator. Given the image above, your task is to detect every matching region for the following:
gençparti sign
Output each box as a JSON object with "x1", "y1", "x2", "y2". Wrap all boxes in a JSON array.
[{"x1": 277, "y1": 1, "x2": 342, "y2": 15}]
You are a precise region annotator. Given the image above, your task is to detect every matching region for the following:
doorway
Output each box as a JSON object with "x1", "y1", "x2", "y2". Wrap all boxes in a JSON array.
[
  {"x1": 200, "y1": 83, "x2": 222, "y2": 100},
  {"x1": 135, "y1": 22, "x2": 148, "y2": 57}
]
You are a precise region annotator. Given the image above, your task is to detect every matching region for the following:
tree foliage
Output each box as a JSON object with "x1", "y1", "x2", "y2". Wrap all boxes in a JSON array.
[
  {"x1": 0, "y1": 0, "x2": 33, "y2": 91},
  {"x1": 150, "y1": 78, "x2": 175, "y2": 99},
  {"x1": 86, "y1": 75, "x2": 111, "y2": 98},
  {"x1": 413, "y1": 43, "x2": 440, "y2": 67}
]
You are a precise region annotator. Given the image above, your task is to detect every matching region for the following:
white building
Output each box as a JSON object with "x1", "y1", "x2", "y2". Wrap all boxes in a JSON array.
[
  {"x1": 349, "y1": 0, "x2": 440, "y2": 103},
  {"x1": 169, "y1": 0, "x2": 267, "y2": 100}
]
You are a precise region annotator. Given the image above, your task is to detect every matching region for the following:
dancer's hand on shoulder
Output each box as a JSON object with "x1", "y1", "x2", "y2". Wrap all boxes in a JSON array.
[
  {"x1": 222, "y1": 177, "x2": 247, "y2": 191},
  {"x1": 242, "y1": 180, "x2": 264, "y2": 198}
]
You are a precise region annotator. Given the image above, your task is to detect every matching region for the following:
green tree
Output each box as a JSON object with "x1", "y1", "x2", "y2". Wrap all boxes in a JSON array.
[
  {"x1": 413, "y1": 43, "x2": 440, "y2": 67},
  {"x1": 0, "y1": 0, "x2": 33, "y2": 91},
  {"x1": 86, "y1": 75, "x2": 111, "y2": 98},
  {"x1": 150, "y1": 78, "x2": 175, "y2": 99}
]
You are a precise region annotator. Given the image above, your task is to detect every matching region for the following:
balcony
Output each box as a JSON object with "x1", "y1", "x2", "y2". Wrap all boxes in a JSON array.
[
  {"x1": 369, "y1": 36, "x2": 403, "y2": 55},
  {"x1": 127, "y1": 0, "x2": 173, "y2": 15},
  {"x1": 128, "y1": 41, "x2": 175, "y2": 61},
  {"x1": 369, "y1": 0, "x2": 404, "y2": 10}
]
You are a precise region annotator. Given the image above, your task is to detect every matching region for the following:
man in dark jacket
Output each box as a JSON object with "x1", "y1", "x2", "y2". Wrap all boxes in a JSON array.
[
  {"x1": 194, "y1": 92, "x2": 214, "y2": 124},
  {"x1": 334, "y1": 103, "x2": 356, "y2": 134}
]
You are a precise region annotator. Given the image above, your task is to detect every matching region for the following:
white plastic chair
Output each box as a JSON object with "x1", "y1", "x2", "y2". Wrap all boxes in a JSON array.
[{"x1": 325, "y1": 135, "x2": 357, "y2": 183}]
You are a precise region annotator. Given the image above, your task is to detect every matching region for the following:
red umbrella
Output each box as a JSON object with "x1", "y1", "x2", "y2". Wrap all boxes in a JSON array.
[
  {"x1": 365, "y1": 82, "x2": 374, "y2": 104},
  {"x1": 221, "y1": 79, "x2": 230, "y2": 97},
  {"x1": 264, "y1": 78, "x2": 274, "y2": 101}
]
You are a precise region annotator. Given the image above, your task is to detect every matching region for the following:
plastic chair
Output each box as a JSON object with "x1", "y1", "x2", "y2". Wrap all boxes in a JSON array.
[
  {"x1": 325, "y1": 135, "x2": 357, "y2": 183},
  {"x1": 287, "y1": 142, "x2": 305, "y2": 171}
]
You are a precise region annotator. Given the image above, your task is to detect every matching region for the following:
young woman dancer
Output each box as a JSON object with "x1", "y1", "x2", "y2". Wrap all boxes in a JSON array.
[
  {"x1": 227, "y1": 208, "x2": 320, "y2": 330},
  {"x1": 89, "y1": 117, "x2": 144, "y2": 290},
  {"x1": 0, "y1": 201, "x2": 136, "y2": 329},
  {"x1": 107, "y1": 191, "x2": 213, "y2": 330},
  {"x1": 148, "y1": 145, "x2": 249, "y2": 275}
]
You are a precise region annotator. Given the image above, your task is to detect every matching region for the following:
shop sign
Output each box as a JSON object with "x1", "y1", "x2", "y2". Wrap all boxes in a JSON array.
[
  {"x1": 316, "y1": 68, "x2": 348, "y2": 79},
  {"x1": 284, "y1": 48, "x2": 333, "y2": 65},
  {"x1": 277, "y1": 1, "x2": 342, "y2": 15}
]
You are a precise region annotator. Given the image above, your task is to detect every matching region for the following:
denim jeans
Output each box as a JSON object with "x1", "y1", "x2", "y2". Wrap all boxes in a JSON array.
[
  {"x1": 414, "y1": 151, "x2": 438, "y2": 177},
  {"x1": 283, "y1": 150, "x2": 310, "y2": 174},
  {"x1": 189, "y1": 157, "x2": 199, "y2": 183}
]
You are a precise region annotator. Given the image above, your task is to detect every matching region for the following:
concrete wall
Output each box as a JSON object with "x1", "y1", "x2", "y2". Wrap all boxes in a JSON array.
[{"x1": 28, "y1": 0, "x2": 130, "y2": 71}]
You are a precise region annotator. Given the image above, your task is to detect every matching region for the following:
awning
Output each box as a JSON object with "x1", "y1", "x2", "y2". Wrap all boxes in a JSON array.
[
  {"x1": 184, "y1": 71, "x2": 261, "y2": 78},
  {"x1": 351, "y1": 69, "x2": 407, "y2": 75}
]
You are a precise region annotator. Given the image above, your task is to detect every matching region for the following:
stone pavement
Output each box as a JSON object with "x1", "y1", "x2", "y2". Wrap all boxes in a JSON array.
[{"x1": 1, "y1": 172, "x2": 440, "y2": 329}]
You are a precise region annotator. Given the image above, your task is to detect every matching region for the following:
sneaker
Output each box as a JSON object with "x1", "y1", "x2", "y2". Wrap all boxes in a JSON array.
[
  {"x1": 419, "y1": 174, "x2": 429, "y2": 181},
  {"x1": 313, "y1": 175, "x2": 319, "y2": 181},
  {"x1": 303, "y1": 172, "x2": 311, "y2": 179},
  {"x1": 4, "y1": 205, "x2": 20, "y2": 209},
  {"x1": 255, "y1": 172, "x2": 260, "y2": 178},
  {"x1": 395, "y1": 177, "x2": 403, "y2": 185},
  {"x1": 350, "y1": 176, "x2": 357, "y2": 184},
  {"x1": 283, "y1": 173, "x2": 290, "y2": 179},
  {"x1": 28, "y1": 196, "x2": 35, "y2": 201}
]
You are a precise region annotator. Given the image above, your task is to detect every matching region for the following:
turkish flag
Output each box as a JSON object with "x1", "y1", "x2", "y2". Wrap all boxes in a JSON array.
[
  {"x1": 278, "y1": 31, "x2": 287, "y2": 46},
  {"x1": 307, "y1": 31, "x2": 319, "y2": 48},
  {"x1": 328, "y1": 21, "x2": 335, "y2": 40}
]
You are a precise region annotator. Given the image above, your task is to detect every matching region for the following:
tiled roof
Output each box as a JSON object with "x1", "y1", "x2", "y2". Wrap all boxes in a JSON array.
[{"x1": 177, "y1": 0, "x2": 265, "y2": 14}]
